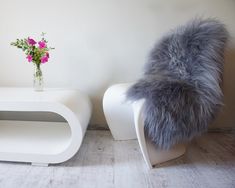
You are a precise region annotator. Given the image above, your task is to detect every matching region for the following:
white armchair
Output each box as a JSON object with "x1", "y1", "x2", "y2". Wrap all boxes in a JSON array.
[{"x1": 103, "y1": 83, "x2": 186, "y2": 168}]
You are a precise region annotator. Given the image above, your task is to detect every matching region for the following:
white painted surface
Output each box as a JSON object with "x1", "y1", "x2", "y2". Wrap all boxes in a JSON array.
[
  {"x1": 133, "y1": 100, "x2": 186, "y2": 168},
  {"x1": 103, "y1": 84, "x2": 186, "y2": 168},
  {"x1": 103, "y1": 83, "x2": 136, "y2": 140},
  {"x1": 0, "y1": 130, "x2": 234, "y2": 188},
  {"x1": 0, "y1": 0, "x2": 234, "y2": 126},
  {"x1": 0, "y1": 88, "x2": 92, "y2": 165},
  {"x1": 0, "y1": 121, "x2": 71, "y2": 155}
]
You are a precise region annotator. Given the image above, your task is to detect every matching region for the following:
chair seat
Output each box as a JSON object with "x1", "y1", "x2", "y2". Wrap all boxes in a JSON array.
[{"x1": 103, "y1": 83, "x2": 137, "y2": 140}]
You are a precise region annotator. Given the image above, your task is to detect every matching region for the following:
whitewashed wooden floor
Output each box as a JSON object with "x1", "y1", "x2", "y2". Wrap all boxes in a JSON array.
[{"x1": 0, "y1": 130, "x2": 234, "y2": 188}]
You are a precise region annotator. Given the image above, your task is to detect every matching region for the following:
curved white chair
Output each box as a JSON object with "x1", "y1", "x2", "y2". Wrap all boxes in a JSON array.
[
  {"x1": 0, "y1": 88, "x2": 92, "y2": 166},
  {"x1": 133, "y1": 99, "x2": 186, "y2": 168},
  {"x1": 103, "y1": 83, "x2": 186, "y2": 168},
  {"x1": 103, "y1": 83, "x2": 136, "y2": 140}
]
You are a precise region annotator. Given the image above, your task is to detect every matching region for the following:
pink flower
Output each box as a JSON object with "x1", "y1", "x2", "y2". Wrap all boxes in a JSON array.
[
  {"x1": 26, "y1": 55, "x2": 33, "y2": 62},
  {"x1": 38, "y1": 41, "x2": 46, "y2": 49},
  {"x1": 40, "y1": 55, "x2": 48, "y2": 63},
  {"x1": 27, "y1": 38, "x2": 36, "y2": 46}
]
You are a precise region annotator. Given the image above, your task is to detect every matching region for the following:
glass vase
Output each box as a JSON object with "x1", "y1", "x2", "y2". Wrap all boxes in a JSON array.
[{"x1": 33, "y1": 64, "x2": 43, "y2": 91}]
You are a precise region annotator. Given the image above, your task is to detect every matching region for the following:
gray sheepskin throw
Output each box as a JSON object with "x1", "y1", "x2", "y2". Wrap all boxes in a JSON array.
[{"x1": 126, "y1": 18, "x2": 229, "y2": 149}]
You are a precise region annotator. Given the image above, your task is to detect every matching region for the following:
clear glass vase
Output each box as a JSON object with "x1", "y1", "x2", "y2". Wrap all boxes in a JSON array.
[{"x1": 33, "y1": 64, "x2": 43, "y2": 91}]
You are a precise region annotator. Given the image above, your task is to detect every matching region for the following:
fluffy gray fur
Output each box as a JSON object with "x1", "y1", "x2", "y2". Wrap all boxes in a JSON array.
[{"x1": 126, "y1": 18, "x2": 229, "y2": 149}]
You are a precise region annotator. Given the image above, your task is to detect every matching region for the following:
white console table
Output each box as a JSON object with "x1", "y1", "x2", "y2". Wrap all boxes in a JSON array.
[{"x1": 0, "y1": 88, "x2": 92, "y2": 166}]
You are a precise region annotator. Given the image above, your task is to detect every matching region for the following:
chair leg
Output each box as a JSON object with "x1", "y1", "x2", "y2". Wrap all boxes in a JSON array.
[{"x1": 132, "y1": 100, "x2": 186, "y2": 169}]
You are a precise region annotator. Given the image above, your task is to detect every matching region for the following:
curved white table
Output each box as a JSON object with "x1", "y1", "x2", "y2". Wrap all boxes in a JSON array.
[{"x1": 0, "y1": 88, "x2": 92, "y2": 166}]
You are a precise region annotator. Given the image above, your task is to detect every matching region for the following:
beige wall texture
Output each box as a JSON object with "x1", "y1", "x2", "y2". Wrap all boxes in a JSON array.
[{"x1": 0, "y1": 0, "x2": 234, "y2": 128}]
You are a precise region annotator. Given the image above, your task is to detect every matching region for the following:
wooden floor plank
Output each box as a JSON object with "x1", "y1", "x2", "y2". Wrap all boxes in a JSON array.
[{"x1": 0, "y1": 131, "x2": 234, "y2": 188}]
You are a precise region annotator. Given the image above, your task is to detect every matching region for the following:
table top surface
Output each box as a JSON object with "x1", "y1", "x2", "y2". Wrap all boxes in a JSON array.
[{"x1": 0, "y1": 88, "x2": 82, "y2": 102}]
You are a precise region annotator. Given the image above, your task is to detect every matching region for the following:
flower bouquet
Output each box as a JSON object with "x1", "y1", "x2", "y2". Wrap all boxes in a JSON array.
[{"x1": 11, "y1": 33, "x2": 54, "y2": 91}]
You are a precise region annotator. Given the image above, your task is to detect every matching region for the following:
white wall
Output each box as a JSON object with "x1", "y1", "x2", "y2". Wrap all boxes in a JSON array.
[{"x1": 0, "y1": 0, "x2": 235, "y2": 128}]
